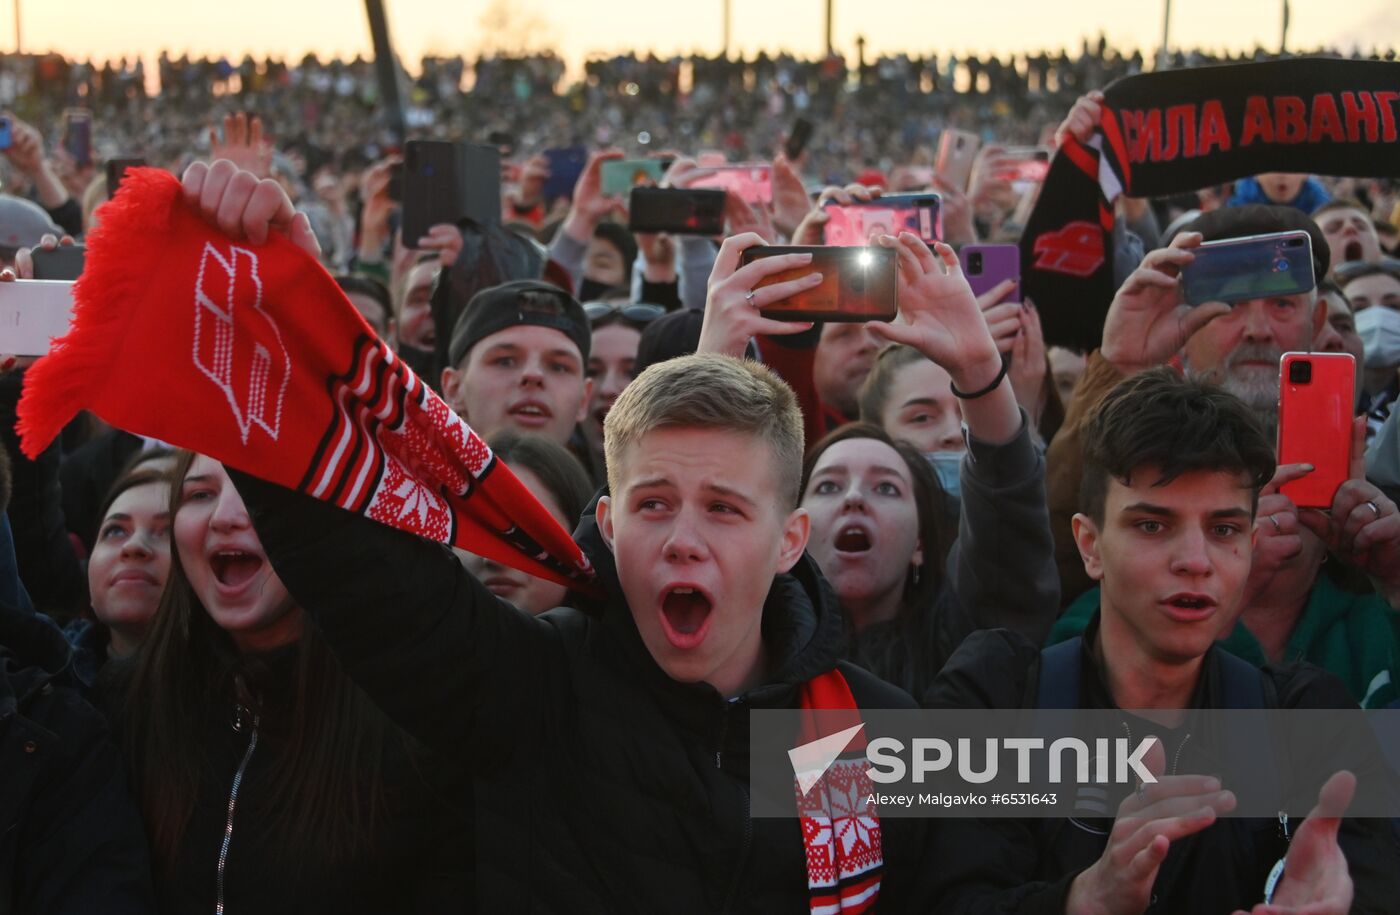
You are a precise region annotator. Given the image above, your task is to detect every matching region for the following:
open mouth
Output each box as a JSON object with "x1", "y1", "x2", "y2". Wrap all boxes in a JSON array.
[
  {"x1": 1162, "y1": 594, "x2": 1217, "y2": 620},
  {"x1": 659, "y1": 585, "x2": 714, "y2": 649},
  {"x1": 1345, "y1": 241, "x2": 1363, "y2": 262},
  {"x1": 510, "y1": 402, "x2": 553, "y2": 423},
  {"x1": 209, "y1": 550, "x2": 264, "y2": 589},
  {"x1": 833, "y1": 525, "x2": 872, "y2": 554}
]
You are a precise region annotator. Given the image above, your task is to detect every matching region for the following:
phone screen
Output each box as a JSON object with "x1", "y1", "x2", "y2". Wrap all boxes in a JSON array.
[
  {"x1": 686, "y1": 165, "x2": 773, "y2": 205},
  {"x1": 64, "y1": 110, "x2": 93, "y2": 168},
  {"x1": 741, "y1": 245, "x2": 898, "y2": 323},
  {"x1": 1181, "y1": 231, "x2": 1315, "y2": 306},
  {"x1": 627, "y1": 187, "x2": 726, "y2": 235},
  {"x1": 823, "y1": 196, "x2": 940, "y2": 245},
  {"x1": 601, "y1": 159, "x2": 668, "y2": 196}
]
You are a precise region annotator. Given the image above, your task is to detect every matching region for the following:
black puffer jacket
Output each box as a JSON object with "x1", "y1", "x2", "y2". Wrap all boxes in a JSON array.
[
  {"x1": 921, "y1": 626, "x2": 1400, "y2": 914},
  {"x1": 230, "y1": 471, "x2": 937, "y2": 913},
  {"x1": 0, "y1": 601, "x2": 154, "y2": 914}
]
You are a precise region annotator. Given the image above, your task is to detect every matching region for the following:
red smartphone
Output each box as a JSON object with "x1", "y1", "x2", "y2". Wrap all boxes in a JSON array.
[
  {"x1": 1278, "y1": 352, "x2": 1355, "y2": 509},
  {"x1": 960, "y1": 244, "x2": 1021, "y2": 301},
  {"x1": 739, "y1": 245, "x2": 897, "y2": 323}
]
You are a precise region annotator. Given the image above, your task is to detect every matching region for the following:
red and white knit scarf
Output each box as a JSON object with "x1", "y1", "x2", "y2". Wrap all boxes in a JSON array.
[
  {"x1": 794, "y1": 669, "x2": 883, "y2": 914},
  {"x1": 17, "y1": 168, "x2": 593, "y2": 589}
]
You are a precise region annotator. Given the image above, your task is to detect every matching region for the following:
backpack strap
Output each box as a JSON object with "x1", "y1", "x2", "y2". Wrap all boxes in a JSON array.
[{"x1": 1035, "y1": 637, "x2": 1083, "y2": 709}]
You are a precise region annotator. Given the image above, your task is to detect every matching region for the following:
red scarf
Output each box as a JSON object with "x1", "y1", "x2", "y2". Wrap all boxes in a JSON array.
[
  {"x1": 794, "y1": 669, "x2": 882, "y2": 914},
  {"x1": 17, "y1": 168, "x2": 593, "y2": 589}
]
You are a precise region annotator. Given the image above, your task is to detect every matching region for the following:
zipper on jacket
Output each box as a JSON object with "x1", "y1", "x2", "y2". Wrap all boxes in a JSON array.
[
  {"x1": 716, "y1": 697, "x2": 753, "y2": 914},
  {"x1": 216, "y1": 704, "x2": 260, "y2": 915}
]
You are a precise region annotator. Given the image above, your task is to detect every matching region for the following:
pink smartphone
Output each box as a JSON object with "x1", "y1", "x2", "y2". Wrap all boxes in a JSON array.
[
  {"x1": 685, "y1": 164, "x2": 773, "y2": 205},
  {"x1": 935, "y1": 129, "x2": 981, "y2": 191},
  {"x1": 1278, "y1": 352, "x2": 1355, "y2": 509},
  {"x1": 960, "y1": 244, "x2": 1021, "y2": 301}
]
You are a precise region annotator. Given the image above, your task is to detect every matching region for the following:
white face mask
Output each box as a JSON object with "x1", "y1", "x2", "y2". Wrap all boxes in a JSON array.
[{"x1": 1355, "y1": 306, "x2": 1400, "y2": 370}]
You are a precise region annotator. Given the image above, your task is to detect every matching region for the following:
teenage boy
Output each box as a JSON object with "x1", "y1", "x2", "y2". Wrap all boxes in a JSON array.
[
  {"x1": 925, "y1": 370, "x2": 1400, "y2": 913},
  {"x1": 439, "y1": 279, "x2": 594, "y2": 448},
  {"x1": 186, "y1": 165, "x2": 1027, "y2": 910}
]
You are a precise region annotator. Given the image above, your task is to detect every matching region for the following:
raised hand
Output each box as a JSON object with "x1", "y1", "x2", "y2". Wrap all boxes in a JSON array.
[
  {"x1": 697, "y1": 233, "x2": 818, "y2": 357},
  {"x1": 770, "y1": 154, "x2": 811, "y2": 239},
  {"x1": 209, "y1": 112, "x2": 273, "y2": 180},
  {"x1": 1232, "y1": 771, "x2": 1354, "y2": 915},
  {"x1": 1055, "y1": 90, "x2": 1107, "y2": 147},
  {"x1": 181, "y1": 159, "x2": 318, "y2": 257},
  {"x1": 561, "y1": 148, "x2": 625, "y2": 244},
  {"x1": 1068, "y1": 738, "x2": 1237, "y2": 915},
  {"x1": 1297, "y1": 417, "x2": 1400, "y2": 605},
  {"x1": 1099, "y1": 232, "x2": 1229, "y2": 376}
]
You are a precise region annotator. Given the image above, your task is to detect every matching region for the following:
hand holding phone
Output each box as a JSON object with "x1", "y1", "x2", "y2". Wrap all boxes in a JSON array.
[
  {"x1": 823, "y1": 195, "x2": 940, "y2": 245},
  {"x1": 935, "y1": 129, "x2": 981, "y2": 191},
  {"x1": 30, "y1": 245, "x2": 85, "y2": 281},
  {"x1": 628, "y1": 187, "x2": 726, "y2": 235},
  {"x1": 696, "y1": 235, "x2": 823, "y2": 357},
  {"x1": 865, "y1": 236, "x2": 1004, "y2": 388},
  {"x1": 1278, "y1": 353, "x2": 1355, "y2": 510},
  {"x1": 739, "y1": 245, "x2": 897, "y2": 323},
  {"x1": 1180, "y1": 230, "x2": 1314, "y2": 306}
]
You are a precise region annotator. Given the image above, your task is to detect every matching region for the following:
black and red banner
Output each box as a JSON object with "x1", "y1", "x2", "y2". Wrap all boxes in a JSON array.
[{"x1": 1022, "y1": 59, "x2": 1400, "y2": 352}]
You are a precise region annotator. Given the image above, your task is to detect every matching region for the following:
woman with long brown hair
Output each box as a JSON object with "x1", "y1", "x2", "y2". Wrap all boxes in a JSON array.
[{"x1": 112, "y1": 450, "x2": 468, "y2": 913}]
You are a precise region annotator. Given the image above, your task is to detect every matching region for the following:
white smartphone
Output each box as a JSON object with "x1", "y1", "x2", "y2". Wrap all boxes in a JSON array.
[{"x1": 0, "y1": 280, "x2": 75, "y2": 356}]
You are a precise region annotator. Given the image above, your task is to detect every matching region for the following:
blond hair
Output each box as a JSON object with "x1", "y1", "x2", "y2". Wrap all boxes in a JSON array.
[{"x1": 604, "y1": 354, "x2": 804, "y2": 508}]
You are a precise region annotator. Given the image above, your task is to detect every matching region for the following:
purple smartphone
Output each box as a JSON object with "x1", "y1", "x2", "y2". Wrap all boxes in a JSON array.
[{"x1": 960, "y1": 244, "x2": 1021, "y2": 302}]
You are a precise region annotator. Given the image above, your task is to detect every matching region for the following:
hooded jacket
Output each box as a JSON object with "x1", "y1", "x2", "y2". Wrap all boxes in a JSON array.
[
  {"x1": 921, "y1": 625, "x2": 1400, "y2": 914},
  {"x1": 229, "y1": 470, "x2": 936, "y2": 913},
  {"x1": 0, "y1": 600, "x2": 155, "y2": 914}
]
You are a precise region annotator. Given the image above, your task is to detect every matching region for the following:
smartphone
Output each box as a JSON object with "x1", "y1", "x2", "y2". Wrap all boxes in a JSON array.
[
  {"x1": 0, "y1": 116, "x2": 11, "y2": 151},
  {"x1": 784, "y1": 117, "x2": 815, "y2": 160},
  {"x1": 542, "y1": 145, "x2": 588, "y2": 204},
  {"x1": 627, "y1": 187, "x2": 726, "y2": 235},
  {"x1": 685, "y1": 164, "x2": 773, "y2": 206},
  {"x1": 1180, "y1": 231, "x2": 1315, "y2": 307},
  {"x1": 30, "y1": 245, "x2": 86, "y2": 281},
  {"x1": 960, "y1": 244, "x2": 1021, "y2": 300},
  {"x1": 601, "y1": 158, "x2": 669, "y2": 196},
  {"x1": 105, "y1": 157, "x2": 145, "y2": 200},
  {"x1": 823, "y1": 194, "x2": 941, "y2": 245},
  {"x1": 62, "y1": 109, "x2": 92, "y2": 169},
  {"x1": 1278, "y1": 352, "x2": 1355, "y2": 509},
  {"x1": 0, "y1": 280, "x2": 75, "y2": 356},
  {"x1": 935, "y1": 129, "x2": 981, "y2": 191},
  {"x1": 992, "y1": 146, "x2": 1052, "y2": 191},
  {"x1": 401, "y1": 140, "x2": 501, "y2": 244},
  {"x1": 739, "y1": 245, "x2": 898, "y2": 323}
]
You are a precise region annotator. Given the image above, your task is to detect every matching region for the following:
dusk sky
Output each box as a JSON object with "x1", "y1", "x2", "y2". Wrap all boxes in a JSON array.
[{"x1": 11, "y1": 0, "x2": 1399, "y2": 75}]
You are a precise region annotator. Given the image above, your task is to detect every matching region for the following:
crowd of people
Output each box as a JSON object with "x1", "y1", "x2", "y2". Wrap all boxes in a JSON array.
[{"x1": 1, "y1": 31, "x2": 1400, "y2": 915}]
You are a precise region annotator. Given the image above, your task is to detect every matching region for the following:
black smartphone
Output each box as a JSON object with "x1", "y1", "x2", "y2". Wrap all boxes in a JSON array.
[
  {"x1": 739, "y1": 245, "x2": 898, "y2": 323},
  {"x1": 627, "y1": 187, "x2": 727, "y2": 235},
  {"x1": 784, "y1": 117, "x2": 814, "y2": 160},
  {"x1": 401, "y1": 140, "x2": 501, "y2": 245},
  {"x1": 106, "y1": 157, "x2": 145, "y2": 200},
  {"x1": 30, "y1": 245, "x2": 86, "y2": 281}
]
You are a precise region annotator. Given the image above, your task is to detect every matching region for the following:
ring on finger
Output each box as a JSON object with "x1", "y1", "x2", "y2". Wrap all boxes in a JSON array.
[
  {"x1": 1268, "y1": 514, "x2": 1282, "y2": 534},
  {"x1": 1367, "y1": 500, "x2": 1382, "y2": 519},
  {"x1": 745, "y1": 290, "x2": 757, "y2": 306}
]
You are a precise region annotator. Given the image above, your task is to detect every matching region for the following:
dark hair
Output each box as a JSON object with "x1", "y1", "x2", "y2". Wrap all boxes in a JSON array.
[
  {"x1": 591, "y1": 222, "x2": 638, "y2": 275},
  {"x1": 122, "y1": 450, "x2": 391, "y2": 872},
  {"x1": 800, "y1": 422, "x2": 955, "y2": 697},
  {"x1": 1079, "y1": 369, "x2": 1275, "y2": 524},
  {"x1": 857, "y1": 344, "x2": 928, "y2": 425},
  {"x1": 488, "y1": 431, "x2": 594, "y2": 530}
]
